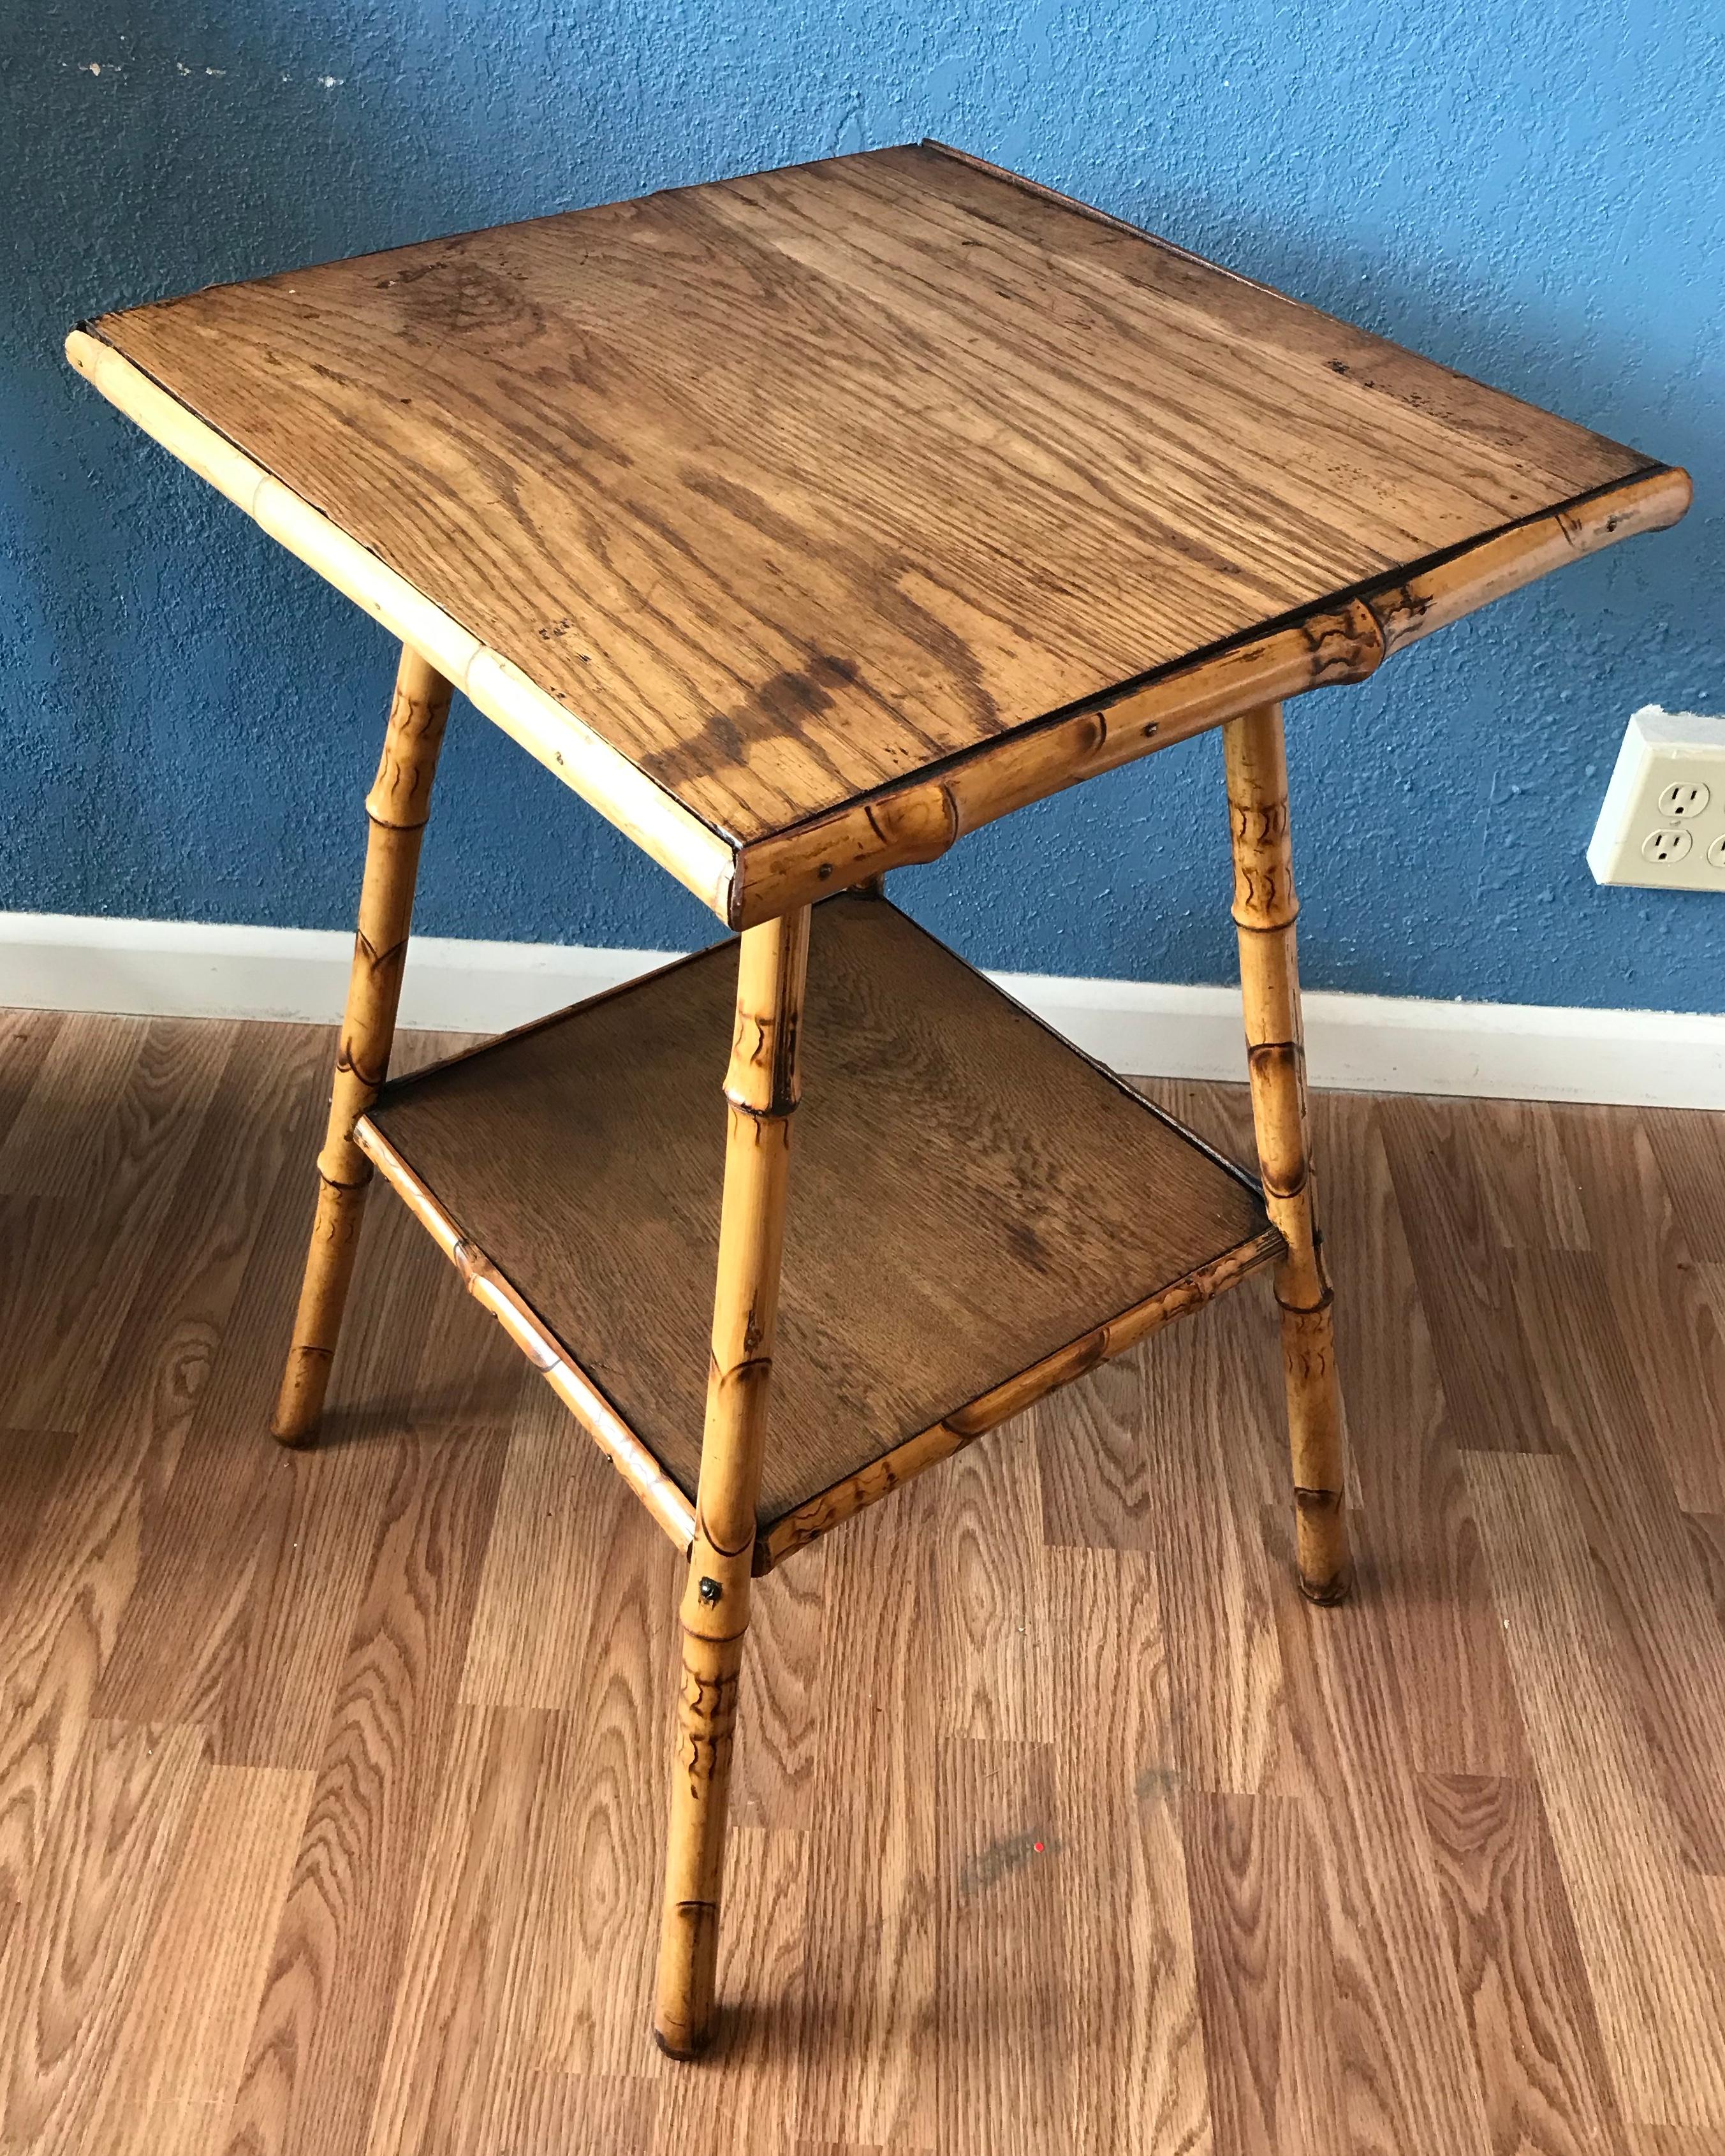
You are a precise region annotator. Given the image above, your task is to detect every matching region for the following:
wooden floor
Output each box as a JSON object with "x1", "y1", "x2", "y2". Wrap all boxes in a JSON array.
[{"x1": 1, "y1": 1004, "x2": 1723, "y2": 2155}]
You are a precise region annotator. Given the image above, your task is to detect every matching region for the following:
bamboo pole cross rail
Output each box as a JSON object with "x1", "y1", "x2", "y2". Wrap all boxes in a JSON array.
[{"x1": 70, "y1": 138, "x2": 1689, "y2": 2059}]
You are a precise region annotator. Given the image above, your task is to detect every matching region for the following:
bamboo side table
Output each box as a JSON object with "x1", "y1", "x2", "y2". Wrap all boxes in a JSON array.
[{"x1": 69, "y1": 140, "x2": 1689, "y2": 2058}]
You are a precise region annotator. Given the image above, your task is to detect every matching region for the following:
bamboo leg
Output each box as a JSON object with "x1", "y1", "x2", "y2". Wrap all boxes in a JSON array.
[
  {"x1": 272, "y1": 645, "x2": 453, "y2": 1445},
  {"x1": 1223, "y1": 701, "x2": 1353, "y2": 1604},
  {"x1": 654, "y1": 907, "x2": 811, "y2": 2057}
]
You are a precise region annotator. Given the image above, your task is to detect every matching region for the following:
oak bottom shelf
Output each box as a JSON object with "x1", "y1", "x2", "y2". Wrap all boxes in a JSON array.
[{"x1": 357, "y1": 894, "x2": 1278, "y2": 1571}]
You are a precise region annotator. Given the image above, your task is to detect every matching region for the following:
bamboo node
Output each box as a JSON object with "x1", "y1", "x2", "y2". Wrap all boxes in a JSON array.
[
  {"x1": 691, "y1": 1502, "x2": 758, "y2": 1566},
  {"x1": 1230, "y1": 867, "x2": 1298, "y2": 931},
  {"x1": 1275, "y1": 1284, "x2": 1335, "y2": 1318},
  {"x1": 314, "y1": 1162, "x2": 371, "y2": 1194},
  {"x1": 723, "y1": 1089, "x2": 800, "y2": 1124},
  {"x1": 1302, "y1": 599, "x2": 1386, "y2": 683},
  {"x1": 363, "y1": 800, "x2": 434, "y2": 833},
  {"x1": 723, "y1": 1021, "x2": 802, "y2": 1117},
  {"x1": 863, "y1": 777, "x2": 961, "y2": 861}
]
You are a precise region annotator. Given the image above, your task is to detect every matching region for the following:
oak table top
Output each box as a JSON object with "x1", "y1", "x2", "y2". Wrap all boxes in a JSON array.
[{"x1": 69, "y1": 140, "x2": 1690, "y2": 925}]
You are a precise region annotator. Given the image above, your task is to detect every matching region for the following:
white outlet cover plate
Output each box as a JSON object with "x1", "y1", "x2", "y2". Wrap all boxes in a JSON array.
[{"x1": 1587, "y1": 705, "x2": 1725, "y2": 893}]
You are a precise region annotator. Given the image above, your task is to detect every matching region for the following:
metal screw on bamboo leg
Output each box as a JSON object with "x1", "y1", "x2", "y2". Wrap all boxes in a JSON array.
[
  {"x1": 272, "y1": 644, "x2": 453, "y2": 1446},
  {"x1": 654, "y1": 907, "x2": 811, "y2": 2058},
  {"x1": 1223, "y1": 701, "x2": 1353, "y2": 1604}
]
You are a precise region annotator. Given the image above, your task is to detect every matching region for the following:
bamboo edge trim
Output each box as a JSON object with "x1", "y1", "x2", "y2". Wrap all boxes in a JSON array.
[
  {"x1": 729, "y1": 603, "x2": 1384, "y2": 923},
  {"x1": 728, "y1": 466, "x2": 1687, "y2": 925},
  {"x1": 351, "y1": 1113, "x2": 698, "y2": 1551},
  {"x1": 754, "y1": 1223, "x2": 1283, "y2": 1572},
  {"x1": 64, "y1": 327, "x2": 736, "y2": 923}
]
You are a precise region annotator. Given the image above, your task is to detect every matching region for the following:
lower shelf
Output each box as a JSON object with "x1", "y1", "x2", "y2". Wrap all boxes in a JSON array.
[{"x1": 358, "y1": 894, "x2": 1278, "y2": 1569}]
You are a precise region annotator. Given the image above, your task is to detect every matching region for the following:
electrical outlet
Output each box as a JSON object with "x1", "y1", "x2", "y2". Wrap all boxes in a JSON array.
[{"x1": 1588, "y1": 707, "x2": 1725, "y2": 892}]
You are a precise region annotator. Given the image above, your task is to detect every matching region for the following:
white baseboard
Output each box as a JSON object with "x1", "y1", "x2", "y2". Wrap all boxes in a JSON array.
[{"x1": 1, "y1": 910, "x2": 1718, "y2": 1110}]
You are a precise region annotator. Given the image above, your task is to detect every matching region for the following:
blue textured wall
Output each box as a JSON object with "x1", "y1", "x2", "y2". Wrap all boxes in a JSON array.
[{"x1": 4, "y1": 1, "x2": 1719, "y2": 1008}]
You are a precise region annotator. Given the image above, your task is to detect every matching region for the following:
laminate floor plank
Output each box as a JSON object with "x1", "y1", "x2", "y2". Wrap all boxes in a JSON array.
[
  {"x1": 460, "y1": 1382, "x2": 619, "y2": 1713},
  {"x1": 1676, "y1": 1265, "x2": 1725, "y2": 1511},
  {"x1": 793, "y1": 2146, "x2": 932, "y2": 2155},
  {"x1": 1465, "y1": 1099, "x2": 1592, "y2": 1254},
  {"x1": 933, "y1": 1413, "x2": 1050, "y2": 1744},
  {"x1": 793, "y1": 1488, "x2": 940, "y2": 2150},
  {"x1": 0, "y1": 1023, "x2": 323, "y2": 1959},
  {"x1": 1376, "y1": 1093, "x2": 1550, "y2": 1454},
  {"x1": 1046, "y1": 1546, "x2": 1210, "y2": 2156},
  {"x1": 360, "y1": 1704, "x2": 565, "y2": 2156},
  {"x1": 1685, "y1": 1512, "x2": 1725, "y2": 1636},
  {"x1": 1141, "y1": 1301, "x2": 1288, "y2": 1796},
  {"x1": 1464, "y1": 1450, "x2": 1725, "y2": 2130},
  {"x1": 73, "y1": 1763, "x2": 313, "y2": 2156},
  {"x1": 507, "y1": 2074, "x2": 660, "y2": 2156},
  {"x1": 1182, "y1": 1789, "x2": 1338, "y2": 2156},
  {"x1": 1318, "y1": 1097, "x2": 1529, "y2": 1778},
  {"x1": 1556, "y1": 1111, "x2": 1725, "y2": 1514},
  {"x1": 0, "y1": 1012, "x2": 64, "y2": 1154},
  {"x1": 526, "y1": 1493, "x2": 677, "y2": 2085},
  {"x1": 0, "y1": 1014, "x2": 146, "y2": 1202},
  {"x1": 1505, "y1": 1248, "x2": 1725, "y2": 1876},
  {"x1": 1414, "y1": 1771, "x2": 1630, "y2": 2156},
  {"x1": 0, "y1": 1432, "x2": 71, "y2": 1652},
  {"x1": 89, "y1": 1193, "x2": 441, "y2": 1764},
  {"x1": 219, "y1": 1305, "x2": 518, "y2": 2156},
  {"x1": 935, "y1": 1736, "x2": 1064, "y2": 2156},
  {"x1": 0, "y1": 1017, "x2": 237, "y2": 1434},
  {"x1": 1036, "y1": 1351, "x2": 1157, "y2": 1551},
  {"x1": 730, "y1": 1546, "x2": 828, "y2": 1836},
  {"x1": 2, "y1": 1013, "x2": 1722, "y2": 2150},
  {"x1": 0, "y1": 1719, "x2": 209, "y2": 2150},
  {"x1": 1640, "y1": 1106, "x2": 1725, "y2": 1263},
  {"x1": 1261, "y1": 1508, "x2": 1497, "y2": 2156},
  {"x1": 1130, "y1": 1074, "x2": 1262, "y2": 1173}
]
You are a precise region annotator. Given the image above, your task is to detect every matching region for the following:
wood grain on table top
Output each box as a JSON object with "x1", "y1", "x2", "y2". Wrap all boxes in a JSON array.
[{"x1": 89, "y1": 141, "x2": 1678, "y2": 858}]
